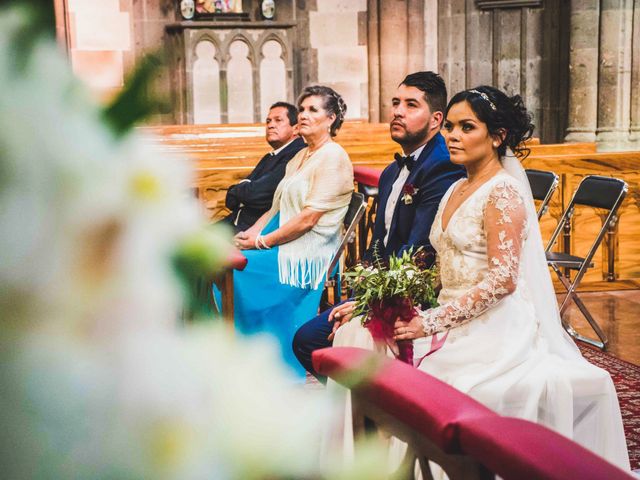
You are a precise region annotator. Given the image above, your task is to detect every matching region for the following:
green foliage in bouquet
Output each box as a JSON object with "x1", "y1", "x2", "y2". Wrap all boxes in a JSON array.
[{"x1": 343, "y1": 245, "x2": 439, "y2": 319}]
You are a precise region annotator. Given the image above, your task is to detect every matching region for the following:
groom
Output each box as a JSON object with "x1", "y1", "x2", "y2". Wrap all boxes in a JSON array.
[{"x1": 293, "y1": 71, "x2": 465, "y2": 381}]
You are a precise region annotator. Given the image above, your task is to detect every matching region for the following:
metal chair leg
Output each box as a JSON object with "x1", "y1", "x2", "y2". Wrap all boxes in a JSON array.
[
  {"x1": 572, "y1": 293, "x2": 608, "y2": 348},
  {"x1": 559, "y1": 289, "x2": 607, "y2": 350},
  {"x1": 550, "y1": 263, "x2": 608, "y2": 350}
]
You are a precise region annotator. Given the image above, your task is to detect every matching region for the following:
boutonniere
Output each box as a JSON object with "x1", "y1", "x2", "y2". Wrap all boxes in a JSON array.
[{"x1": 401, "y1": 184, "x2": 419, "y2": 204}]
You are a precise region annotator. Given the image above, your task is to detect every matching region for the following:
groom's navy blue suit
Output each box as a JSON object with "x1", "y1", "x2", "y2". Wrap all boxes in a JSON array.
[{"x1": 292, "y1": 132, "x2": 465, "y2": 380}]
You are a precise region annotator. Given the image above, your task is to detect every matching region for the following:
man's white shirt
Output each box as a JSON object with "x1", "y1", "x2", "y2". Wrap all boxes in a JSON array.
[{"x1": 383, "y1": 143, "x2": 427, "y2": 246}]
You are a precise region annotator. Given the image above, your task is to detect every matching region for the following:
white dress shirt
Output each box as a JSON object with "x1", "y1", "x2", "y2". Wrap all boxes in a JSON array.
[{"x1": 383, "y1": 143, "x2": 427, "y2": 246}]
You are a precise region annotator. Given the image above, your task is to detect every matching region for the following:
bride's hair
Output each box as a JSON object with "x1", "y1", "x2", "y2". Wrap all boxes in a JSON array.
[{"x1": 445, "y1": 86, "x2": 534, "y2": 159}]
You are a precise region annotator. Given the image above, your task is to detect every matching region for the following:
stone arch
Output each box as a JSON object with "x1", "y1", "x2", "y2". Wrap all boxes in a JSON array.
[
  {"x1": 192, "y1": 39, "x2": 221, "y2": 124},
  {"x1": 258, "y1": 33, "x2": 289, "y2": 63},
  {"x1": 259, "y1": 38, "x2": 287, "y2": 119},
  {"x1": 226, "y1": 37, "x2": 255, "y2": 123}
]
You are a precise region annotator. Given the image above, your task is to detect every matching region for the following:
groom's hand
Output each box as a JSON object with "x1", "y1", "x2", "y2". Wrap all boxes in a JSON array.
[
  {"x1": 393, "y1": 315, "x2": 427, "y2": 341},
  {"x1": 327, "y1": 301, "x2": 356, "y2": 341}
]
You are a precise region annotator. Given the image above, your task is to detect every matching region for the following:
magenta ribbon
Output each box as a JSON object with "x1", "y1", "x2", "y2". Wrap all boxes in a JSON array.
[
  {"x1": 414, "y1": 331, "x2": 449, "y2": 368},
  {"x1": 365, "y1": 297, "x2": 450, "y2": 367}
]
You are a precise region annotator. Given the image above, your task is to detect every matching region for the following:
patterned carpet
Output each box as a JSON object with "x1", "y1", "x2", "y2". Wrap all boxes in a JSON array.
[{"x1": 579, "y1": 345, "x2": 640, "y2": 470}]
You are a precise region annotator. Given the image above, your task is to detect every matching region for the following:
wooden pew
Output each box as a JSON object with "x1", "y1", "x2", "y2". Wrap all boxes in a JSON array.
[{"x1": 142, "y1": 122, "x2": 640, "y2": 291}]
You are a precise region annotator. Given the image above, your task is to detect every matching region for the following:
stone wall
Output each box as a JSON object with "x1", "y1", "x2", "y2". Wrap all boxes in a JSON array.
[
  {"x1": 55, "y1": 0, "x2": 640, "y2": 149},
  {"x1": 306, "y1": 0, "x2": 369, "y2": 119},
  {"x1": 434, "y1": 0, "x2": 569, "y2": 143},
  {"x1": 566, "y1": 0, "x2": 640, "y2": 151},
  {"x1": 57, "y1": 0, "x2": 134, "y2": 101}
]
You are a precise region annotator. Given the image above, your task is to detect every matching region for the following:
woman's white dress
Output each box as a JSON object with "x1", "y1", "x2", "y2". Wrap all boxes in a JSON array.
[{"x1": 331, "y1": 171, "x2": 630, "y2": 470}]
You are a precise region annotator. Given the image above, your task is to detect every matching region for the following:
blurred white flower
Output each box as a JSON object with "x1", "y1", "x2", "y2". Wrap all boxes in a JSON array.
[{"x1": 0, "y1": 7, "x2": 367, "y2": 480}]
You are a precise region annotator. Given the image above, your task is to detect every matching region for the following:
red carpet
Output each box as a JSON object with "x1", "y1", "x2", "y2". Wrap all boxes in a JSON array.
[{"x1": 579, "y1": 345, "x2": 640, "y2": 470}]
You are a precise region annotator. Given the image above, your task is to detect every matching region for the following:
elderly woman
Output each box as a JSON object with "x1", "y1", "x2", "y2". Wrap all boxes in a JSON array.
[{"x1": 218, "y1": 85, "x2": 354, "y2": 378}]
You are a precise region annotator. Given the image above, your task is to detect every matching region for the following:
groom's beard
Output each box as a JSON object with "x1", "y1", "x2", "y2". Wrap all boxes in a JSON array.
[{"x1": 390, "y1": 119, "x2": 432, "y2": 150}]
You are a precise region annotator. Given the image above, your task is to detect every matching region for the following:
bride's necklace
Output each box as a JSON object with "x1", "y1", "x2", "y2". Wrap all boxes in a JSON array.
[{"x1": 457, "y1": 168, "x2": 501, "y2": 197}]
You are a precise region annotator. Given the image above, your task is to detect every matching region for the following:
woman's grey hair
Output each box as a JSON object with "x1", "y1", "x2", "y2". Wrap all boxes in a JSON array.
[{"x1": 296, "y1": 85, "x2": 347, "y2": 137}]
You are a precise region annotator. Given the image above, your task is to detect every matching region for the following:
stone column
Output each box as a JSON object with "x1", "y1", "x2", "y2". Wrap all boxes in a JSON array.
[
  {"x1": 565, "y1": 0, "x2": 600, "y2": 143},
  {"x1": 423, "y1": 0, "x2": 438, "y2": 71},
  {"x1": 378, "y1": 0, "x2": 409, "y2": 122},
  {"x1": 367, "y1": 0, "x2": 381, "y2": 122},
  {"x1": 630, "y1": 0, "x2": 640, "y2": 147},
  {"x1": 407, "y1": 0, "x2": 425, "y2": 73},
  {"x1": 465, "y1": 0, "x2": 493, "y2": 88},
  {"x1": 596, "y1": 0, "x2": 634, "y2": 150},
  {"x1": 438, "y1": 0, "x2": 466, "y2": 96}
]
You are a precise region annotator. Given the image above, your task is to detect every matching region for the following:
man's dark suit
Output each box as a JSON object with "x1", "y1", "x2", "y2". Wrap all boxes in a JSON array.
[
  {"x1": 292, "y1": 132, "x2": 465, "y2": 380},
  {"x1": 224, "y1": 137, "x2": 306, "y2": 232}
]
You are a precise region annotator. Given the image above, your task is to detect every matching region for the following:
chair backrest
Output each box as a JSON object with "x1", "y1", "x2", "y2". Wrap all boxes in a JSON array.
[
  {"x1": 546, "y1": 175, "x2": 628, "y2": 254},
  {"x1": 525, "y1": 168, "x2": 559, "y2": 219},
  {"x1": 572, "y1": 175, "x2": 628, "y2": 210},
  {"x1": 354, "y1": 166, "x2": 382, "y2": 258},
  {"x1": 353, "y1": 166, "x2": 382, "y2": 189},
  {"x1": 326, "y1": 192, "x2": 367, "y2": 281},
  {"x1": 458, "y1": 416, "x2": 634, "y2": 480}
]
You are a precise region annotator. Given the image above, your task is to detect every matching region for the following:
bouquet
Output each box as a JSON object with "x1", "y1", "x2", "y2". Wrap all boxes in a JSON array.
[{"x1": 343, "y1": 247, "x2": 439, "y2": 365}]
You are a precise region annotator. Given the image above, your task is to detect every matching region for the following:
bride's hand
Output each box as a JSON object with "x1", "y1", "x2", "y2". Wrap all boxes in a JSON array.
[{"x1": 393, "y1": 315, "x2": 427, "y2": 341}]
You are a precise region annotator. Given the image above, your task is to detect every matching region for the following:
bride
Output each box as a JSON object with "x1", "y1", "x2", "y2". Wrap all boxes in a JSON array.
[{"x1": 331, "y1": 86, "x2": 630, "y2": 470}]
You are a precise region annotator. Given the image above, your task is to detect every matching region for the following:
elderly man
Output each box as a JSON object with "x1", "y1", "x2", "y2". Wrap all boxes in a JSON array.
[
  {"x1": 223, "y1": 101, "x2": 306, "y2": 232},
  {"x1": 293, "y1": 71, "x2": 466, "y2": 381}
]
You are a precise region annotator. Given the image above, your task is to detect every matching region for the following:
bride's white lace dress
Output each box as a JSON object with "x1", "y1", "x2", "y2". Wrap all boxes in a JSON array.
[{"x1": 331, "y1": 171, "x2": 630, "y2": 470}]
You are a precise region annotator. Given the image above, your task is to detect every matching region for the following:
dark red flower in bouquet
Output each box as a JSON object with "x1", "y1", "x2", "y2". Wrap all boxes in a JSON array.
[{"x1": 365, "y1": 297, "x2": 416, "y2": 365}]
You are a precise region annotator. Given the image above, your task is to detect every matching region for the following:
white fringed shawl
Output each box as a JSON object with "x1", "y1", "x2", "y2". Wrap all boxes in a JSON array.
[{"x1": 265, "y1": 142, "x2": 354, "y2": 289}]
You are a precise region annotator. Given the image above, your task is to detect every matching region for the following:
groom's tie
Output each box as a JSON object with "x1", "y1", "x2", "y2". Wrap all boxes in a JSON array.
[{"x1": 394, "y1": 153, "x2": 416, "y2": 172}]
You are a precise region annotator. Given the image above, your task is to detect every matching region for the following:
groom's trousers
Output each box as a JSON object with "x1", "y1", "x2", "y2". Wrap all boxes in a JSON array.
[{"x1": 292, "y1": 299, "x2": 350, "y2": 383}]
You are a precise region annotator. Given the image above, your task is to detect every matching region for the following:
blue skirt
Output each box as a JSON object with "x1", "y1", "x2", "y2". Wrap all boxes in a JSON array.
[{"x1": 215, "y1": 214, "x2": 325, "y2": 379}]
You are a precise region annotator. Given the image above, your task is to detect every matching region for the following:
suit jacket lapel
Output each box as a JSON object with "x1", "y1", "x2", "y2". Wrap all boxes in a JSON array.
[
  {"x1": 249, "y1": 152, "x2": 273, "y2": 180},
  {"x1": 275, "y1": 137, "x2": 305, "y2": 164},
  {"x1": 386, "y1": 133, "x2": 442, "y2": 240}
]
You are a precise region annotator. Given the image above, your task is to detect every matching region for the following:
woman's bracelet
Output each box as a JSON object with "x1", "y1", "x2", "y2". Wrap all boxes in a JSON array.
[{"x1": 255, "y1": 235, "x2": 271, "y2": 250}]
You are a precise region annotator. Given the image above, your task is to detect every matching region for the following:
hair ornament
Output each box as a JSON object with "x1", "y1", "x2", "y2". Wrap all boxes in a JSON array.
[{"x1": 469, "y1": 89, "x2": 497, "y2": 111}]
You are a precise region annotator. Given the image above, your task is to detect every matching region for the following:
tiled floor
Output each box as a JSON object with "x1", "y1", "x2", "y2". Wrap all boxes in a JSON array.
[{"x1": 559, "y1": 289, "x2": 640, "y2": 365}]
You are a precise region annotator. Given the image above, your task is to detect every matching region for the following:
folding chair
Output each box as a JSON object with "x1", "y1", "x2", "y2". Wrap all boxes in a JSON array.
[
  {"x1": 545, "y1": 175, "x2": 628, "y2": 349},
  {"x1": 322, "y1": 191, "x2": 367, "y2": 306},
  {"x1": 525, "y1": 168, "x2": 559, "y2": 220},
  {"x1": 353, "y1": 166, "x2": 382, "y2": 259}
]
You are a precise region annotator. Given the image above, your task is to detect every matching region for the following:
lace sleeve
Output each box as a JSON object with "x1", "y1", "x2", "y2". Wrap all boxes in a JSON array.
[{"x1": 419, "y1": 182, "x2": 528, "y2": 336}]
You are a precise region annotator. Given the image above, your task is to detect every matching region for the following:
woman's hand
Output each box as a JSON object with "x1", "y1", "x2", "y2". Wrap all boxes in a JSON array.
[
  {"x1": 234, "y1": 231, "x2": 257, "y2": 250},
  {"x1": 327, "y1": 301, "x2": 356, "y2": 341},
  {"x1": 393, "y1": 315, "x2": 428, "y2": 341}
]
